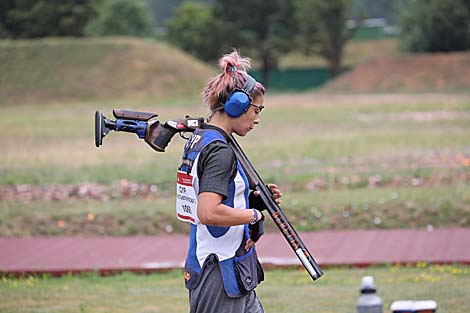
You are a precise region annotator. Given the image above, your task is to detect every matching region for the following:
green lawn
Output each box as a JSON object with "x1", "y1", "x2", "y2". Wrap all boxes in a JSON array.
[
  {"x1": 1, "y1": 94, "x2": 469, "y2": 235},
  {"x1": 1, "y1": 38, "x2": 469, "y2": 313},
  {"x1": 1, "y1": 265, "x2": 469, "y2": 313},
  {"x1": 2, "y1": 183, "x2": 469, "y2": 236},
  {"x1": 1, "y1": 95, "x2": 469, "y2": 185}
]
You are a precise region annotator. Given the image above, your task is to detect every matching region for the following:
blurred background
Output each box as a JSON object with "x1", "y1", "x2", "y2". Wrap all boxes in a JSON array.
[{"x1": 0, "y1": 0, "x2": 469, "y2": 312}]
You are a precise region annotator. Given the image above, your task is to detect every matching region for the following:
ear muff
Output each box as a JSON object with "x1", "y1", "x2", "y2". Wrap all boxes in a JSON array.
[
  {"x1": 224, "y1": 92, "x2": 251, "y2": 118},
  {"x1": 224, "y1": 75, "x2": 257, "y2": 118}
]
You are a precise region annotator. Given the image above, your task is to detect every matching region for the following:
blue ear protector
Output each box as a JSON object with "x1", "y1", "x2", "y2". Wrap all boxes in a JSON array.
[{"x1": 224, "y1": 75, "x2": 257, "y2": 118}]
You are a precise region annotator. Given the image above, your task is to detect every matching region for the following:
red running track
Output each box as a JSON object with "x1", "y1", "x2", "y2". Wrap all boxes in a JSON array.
[{"x1": 1, "y1": 228, "x2": 469, "y2": 276}]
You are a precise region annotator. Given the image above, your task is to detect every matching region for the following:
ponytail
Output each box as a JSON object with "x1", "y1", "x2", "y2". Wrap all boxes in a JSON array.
[{"x1": 202, "y1": 50, "x2": 265, "y2": 114}]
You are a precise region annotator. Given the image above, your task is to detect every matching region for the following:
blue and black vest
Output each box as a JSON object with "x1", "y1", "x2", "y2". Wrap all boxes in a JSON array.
[{"x1": 176, "y1": 126, "x2": 263, "y2": 298}]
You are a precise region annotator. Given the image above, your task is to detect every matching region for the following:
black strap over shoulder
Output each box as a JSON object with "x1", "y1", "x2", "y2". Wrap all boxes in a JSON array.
[{"x1": 242, "y1": 75, "x2": 256, "y2": 95}]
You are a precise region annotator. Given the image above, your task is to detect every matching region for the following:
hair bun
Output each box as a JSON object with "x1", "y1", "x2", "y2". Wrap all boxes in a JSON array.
[
  {"x1": 202, "y1": 49, "x2": 261, "y2": 114},
  {"x1": 219, "y1": 50, "x2": 251, "y2": 74}
]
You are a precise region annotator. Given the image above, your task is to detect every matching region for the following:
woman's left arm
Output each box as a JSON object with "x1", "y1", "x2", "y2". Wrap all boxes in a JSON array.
[{"x1": 197, "y1": 192, "x2": 260, "y2": 226}]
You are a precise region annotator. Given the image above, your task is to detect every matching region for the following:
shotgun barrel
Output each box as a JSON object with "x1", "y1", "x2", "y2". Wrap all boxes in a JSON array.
[{"x1": 229, "y1": 135, "x2": 323, "y2": 281}]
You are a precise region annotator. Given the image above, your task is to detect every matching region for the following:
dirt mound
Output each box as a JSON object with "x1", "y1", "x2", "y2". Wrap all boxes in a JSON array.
[
  {"x1": 0, "y1": 37, "x2": 213, "y2": 104},
  {"x1": 322, "y1": 52, "x2": 470, "y2": 93}
]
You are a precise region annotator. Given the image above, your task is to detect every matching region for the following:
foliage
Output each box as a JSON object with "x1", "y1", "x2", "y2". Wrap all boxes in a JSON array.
[
  {"x1": 295, "y1": 0, "x2": 357, "y2": 77},
  {"x1": 399, "y1": 0, "x2": 470, "y2": 52},
  {"x1": 353, "y1": 0, "x2": 407, "y2": 22},
  {"x1": 85, "y1": 0, "x2": 154, "y2": 37},
  {"x1": 147, "y1": 0, "x2": 215, "y2": 28},
  {"x1": 165, "y1": 2, "x2": 224, "y2": 61},
  {"x1": 213, "y1": 0, "x2": 298, "y2": 86},
  {"x1": 0, "y1": 0, "x2": 97, "y2": 38}
]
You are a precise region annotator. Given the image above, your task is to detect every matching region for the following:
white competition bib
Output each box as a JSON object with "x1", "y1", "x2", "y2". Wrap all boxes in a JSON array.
[{"x1": 176, "y1": 171, "x2": 199, "y2": 224}]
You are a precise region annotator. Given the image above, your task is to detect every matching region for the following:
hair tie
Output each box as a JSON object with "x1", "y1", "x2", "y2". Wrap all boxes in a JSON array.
[{"x1": 231, "y1": 66, "x2": 237, "y2": 72}]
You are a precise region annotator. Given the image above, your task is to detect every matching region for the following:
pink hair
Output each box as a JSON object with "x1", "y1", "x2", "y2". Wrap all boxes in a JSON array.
[{"x1": 202, "y1": 50, "x2": 265, "y2": 113}]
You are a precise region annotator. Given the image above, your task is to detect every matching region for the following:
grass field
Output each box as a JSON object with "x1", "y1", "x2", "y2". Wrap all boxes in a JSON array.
[
  {"x1": 1, "y1": 93, "x2": 469, "y2": 236},
  {"x1": 1, "y1": 264, "x2": 469, "y2": 313},
  {"x1": 0, "y1": 38, "x2": 401, "y2": 104},
  {"x1": 0, "y1": 38, "x2": 212, "y2": 105},
  {"x1": 1, "y1": 37, "x2": 469, "y2": 312},
  {"x1": 278, "y1": 39, "x2": 400, "y2": 69}
]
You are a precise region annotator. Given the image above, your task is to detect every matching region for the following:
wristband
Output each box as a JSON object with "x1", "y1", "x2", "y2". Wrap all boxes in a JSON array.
[{"x1": 249, "y1": 209, "x2": 259, "y2": 225}]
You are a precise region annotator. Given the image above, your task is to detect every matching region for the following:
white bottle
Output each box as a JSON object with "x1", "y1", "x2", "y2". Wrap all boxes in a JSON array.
[{"x1": 356, "y1": 276, "x2": 383, "y2": 313}]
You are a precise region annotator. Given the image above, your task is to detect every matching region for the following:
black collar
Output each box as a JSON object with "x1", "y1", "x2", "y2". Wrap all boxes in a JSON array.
[{"x1": 201, "y1": 123, "x2": 230, "y2": 141}]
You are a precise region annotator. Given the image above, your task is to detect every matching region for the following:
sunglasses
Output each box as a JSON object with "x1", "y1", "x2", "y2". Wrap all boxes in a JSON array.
[{"x1": 250, "y1": 103, "x2": 265, "y2": 113}]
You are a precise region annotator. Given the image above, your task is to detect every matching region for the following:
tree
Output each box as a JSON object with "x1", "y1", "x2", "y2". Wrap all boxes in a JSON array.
[
  {"x1": 295, "y1": 0, "x2": 357, "y2": 77},
  {"x1": 353, "y1": 0, "x2": 396, "y2": 19},
  {"x1": 399, "y1": 0, "x2": 470, "y2": 52},
  {"x1": 0, "y1": 0, "x2": 97, "y2": 38},
  {"x1": 85, "y1": 0, "x2": 154, "y2": 37},
  {"x1": 213, "y1": 0, "x2": 298, "y2": 86},
  {"x1": 147, "y1": 0, "x2": 215, "y2": 29},
  {"x1": 296, "y1": 0, "x2": 357, "y2": 77},
  {"x1": 165, "y1": 2, "x2": 224, "y2": 61}
]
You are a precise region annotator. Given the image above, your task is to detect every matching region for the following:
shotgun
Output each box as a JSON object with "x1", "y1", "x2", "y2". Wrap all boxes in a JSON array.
[
  {"x1": 95, "y1": 109, "x2": 323, "y2": 281},
  {"x1": 228, "y1": 135, "x2": 323, "y2": 280}
]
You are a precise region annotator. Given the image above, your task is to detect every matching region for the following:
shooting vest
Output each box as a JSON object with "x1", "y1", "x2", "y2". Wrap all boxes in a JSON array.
[{"x1": 176, "y1": 126, "x2": 262, "y2": 298}]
